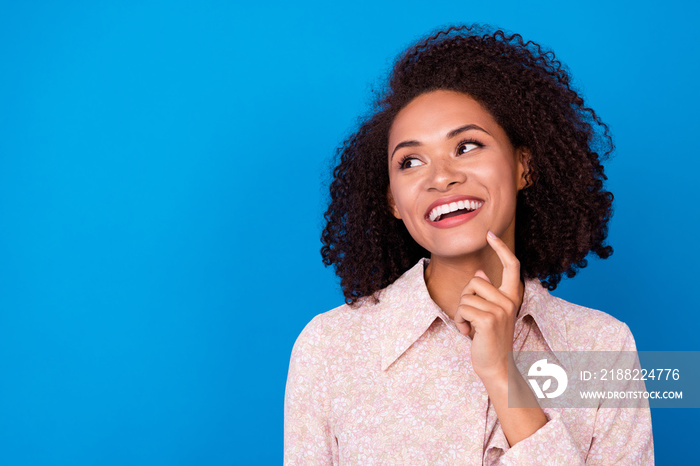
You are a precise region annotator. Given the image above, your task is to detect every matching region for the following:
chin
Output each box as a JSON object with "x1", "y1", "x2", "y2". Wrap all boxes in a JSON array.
[{"x1": 426, "y1": 238, "x2": 490, "y2": 259}]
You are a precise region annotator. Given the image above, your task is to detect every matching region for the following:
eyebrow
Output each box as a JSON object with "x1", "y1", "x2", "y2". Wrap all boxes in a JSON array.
[
  {"x1": 447, "y1": 124, "x2": 490, "y2": 139},
  {"x1": 390, "y1": 124, "x2": 491, "y2": 159}
]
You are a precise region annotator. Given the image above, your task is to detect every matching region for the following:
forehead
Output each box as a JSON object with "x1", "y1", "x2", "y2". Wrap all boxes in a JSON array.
[{"x1": 388, "y1": 90, "x2": 501, "y2": 148}]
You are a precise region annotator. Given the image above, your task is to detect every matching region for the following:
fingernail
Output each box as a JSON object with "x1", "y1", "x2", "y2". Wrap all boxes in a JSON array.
[{"x1": 488, "y1": 230, "x2": 497, "y2": 239}]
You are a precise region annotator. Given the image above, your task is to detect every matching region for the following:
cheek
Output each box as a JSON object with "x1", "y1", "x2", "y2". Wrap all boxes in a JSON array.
[
  {"x1": 389, "y1": 179, "x2": 412, "y2": 210},
  {"x1": 478, "y1": 160, "x2": 519, "y2": 191},
  {"x1": 389, "y1": 181, "x2": 425, "y2": 228},
  {"x1": 388, "y1": 181, "x2": 406, "y2": 219}
]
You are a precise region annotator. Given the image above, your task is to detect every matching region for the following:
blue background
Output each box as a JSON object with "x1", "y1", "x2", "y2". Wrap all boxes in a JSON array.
[{"x1": 1, "y1": 1, "x2": 697, "y2": 464}]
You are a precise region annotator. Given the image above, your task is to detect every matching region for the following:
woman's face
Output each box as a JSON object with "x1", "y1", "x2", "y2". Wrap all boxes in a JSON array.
[{"x1": 387, "y1": 90, "x2": 528, "y2": 259}]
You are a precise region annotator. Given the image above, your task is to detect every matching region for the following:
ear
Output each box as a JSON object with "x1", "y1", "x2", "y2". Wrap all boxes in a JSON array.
[
  {"x1": 516, "y1": 148, "x2": 532, "y2": 191},
  {"x1": 386, "y1": 187, "x2": 402, "y2": 219}
]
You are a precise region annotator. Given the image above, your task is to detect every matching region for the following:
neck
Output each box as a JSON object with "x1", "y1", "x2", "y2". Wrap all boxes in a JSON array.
[{"x1": 424, "y1": 249, "x2": 522, "y2": 320}]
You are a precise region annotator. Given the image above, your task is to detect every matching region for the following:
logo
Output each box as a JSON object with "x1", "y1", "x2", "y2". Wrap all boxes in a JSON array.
[{"x1": 527, "y1": 359, "x2": 568, "y2": 399}]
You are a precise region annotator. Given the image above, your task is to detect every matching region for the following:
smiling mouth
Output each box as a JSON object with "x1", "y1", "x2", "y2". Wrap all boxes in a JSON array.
[{"x1": 428, "y1": 200, "x2": 484, "y2": 222}]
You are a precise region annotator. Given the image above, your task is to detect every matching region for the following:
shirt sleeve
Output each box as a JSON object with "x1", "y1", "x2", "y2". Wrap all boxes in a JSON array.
[
  {"x1": 484, "y1": 412, "x2": 586, "y2": 465},
  {"x1": 486, "y1": 324, "x2": 654, "y2": 465},
  {"x1": 584, "y1": 324, "x2": 654, "y2": 464},
  {"x1": 284, "y1": 315, "x2": 338, "y2": 465}
]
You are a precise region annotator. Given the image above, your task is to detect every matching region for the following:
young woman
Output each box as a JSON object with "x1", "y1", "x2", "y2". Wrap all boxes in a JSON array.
[{"x1": 284, "y1": 25, "x2": 653, "y2": 464}]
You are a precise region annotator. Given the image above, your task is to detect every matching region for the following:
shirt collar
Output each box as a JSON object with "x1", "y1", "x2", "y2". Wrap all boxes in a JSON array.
[
  {"x1": 517, "y1": 277, "x2": 570, "y2": 354},
  {"x1": 377, "y1": 258, "x2": 571, "y2": 371}
]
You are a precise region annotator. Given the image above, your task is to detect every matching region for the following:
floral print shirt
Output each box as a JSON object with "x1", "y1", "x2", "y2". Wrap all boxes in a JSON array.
[{"x1": 284, "y1": 259, "x2": 654, "y2": 464}]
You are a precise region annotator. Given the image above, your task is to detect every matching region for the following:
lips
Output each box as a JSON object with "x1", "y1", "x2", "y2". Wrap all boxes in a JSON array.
[{"x1": 425, "y1": 195, "x2": 485, "y2": 222}]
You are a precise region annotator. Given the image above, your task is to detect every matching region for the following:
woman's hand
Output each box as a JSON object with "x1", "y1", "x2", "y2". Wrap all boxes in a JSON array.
[
  {"x1": 454, "y1": 230, "x2": 547, "y2": 446},
  {"x1": 454, "y1": 230, "x2": 523, "y2": 383}
]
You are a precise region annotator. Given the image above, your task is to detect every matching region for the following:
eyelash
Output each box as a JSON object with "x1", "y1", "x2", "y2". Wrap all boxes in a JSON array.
[
  {"x1": 397, "y1": 154, "x2": 419, "y2": 170},
  {"x1": 397, "y1": 138, "x2": 484, "y2": 169},
  {"x1": 456, "y1": 138, "x2": 484, "y2": 154}
]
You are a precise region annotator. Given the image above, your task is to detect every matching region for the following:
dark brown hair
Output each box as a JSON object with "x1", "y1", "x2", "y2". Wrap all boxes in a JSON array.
[{"x1": 321, "y1": 24, "x2": 614, "y2": 304}]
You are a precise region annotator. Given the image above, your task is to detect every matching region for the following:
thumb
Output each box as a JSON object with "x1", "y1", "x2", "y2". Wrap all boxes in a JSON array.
[{"x1": 474, "y1": 269, "x2": 491, "y2": 284}]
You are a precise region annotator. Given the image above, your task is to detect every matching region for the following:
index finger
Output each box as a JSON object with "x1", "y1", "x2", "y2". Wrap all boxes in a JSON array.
[{"x1": 486, "y1": 230, "x2": 521, "y2": 302}]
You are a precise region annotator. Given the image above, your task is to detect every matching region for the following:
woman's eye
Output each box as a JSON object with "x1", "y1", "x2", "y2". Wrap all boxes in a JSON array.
[
  {"x1": 457, "y1": 141, "x2": 481, "y2": 154},
  {"x1": 400, "y1": 157, "x2": 425, "y2": 169}
]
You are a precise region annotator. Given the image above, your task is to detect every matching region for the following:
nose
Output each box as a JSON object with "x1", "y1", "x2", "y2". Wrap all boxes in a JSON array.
[{"x1": 428, "y1": 158, "x2": 466, "y2": 191}]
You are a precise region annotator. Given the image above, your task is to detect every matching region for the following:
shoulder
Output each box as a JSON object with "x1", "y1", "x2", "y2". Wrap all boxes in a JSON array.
[
  {"x1": 554, "y1": 294, "x2": 637, "y2": 351},
  {"x1": 527, "y1": 281, "x2": 637, "y2": 352},
  {"x1": 290, "y1": 298, "x2": 383, "y2": 359}
]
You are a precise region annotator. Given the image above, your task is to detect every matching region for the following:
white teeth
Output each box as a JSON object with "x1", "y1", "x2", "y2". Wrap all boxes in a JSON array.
[{"x1": 429, "y1": 199, "x2": 483, "y2": 222}]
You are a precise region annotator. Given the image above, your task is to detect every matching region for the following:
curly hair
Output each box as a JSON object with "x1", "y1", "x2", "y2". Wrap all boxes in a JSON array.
[{"x1": 321, "y1": 24, "x2": 614, "y2": 305}]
